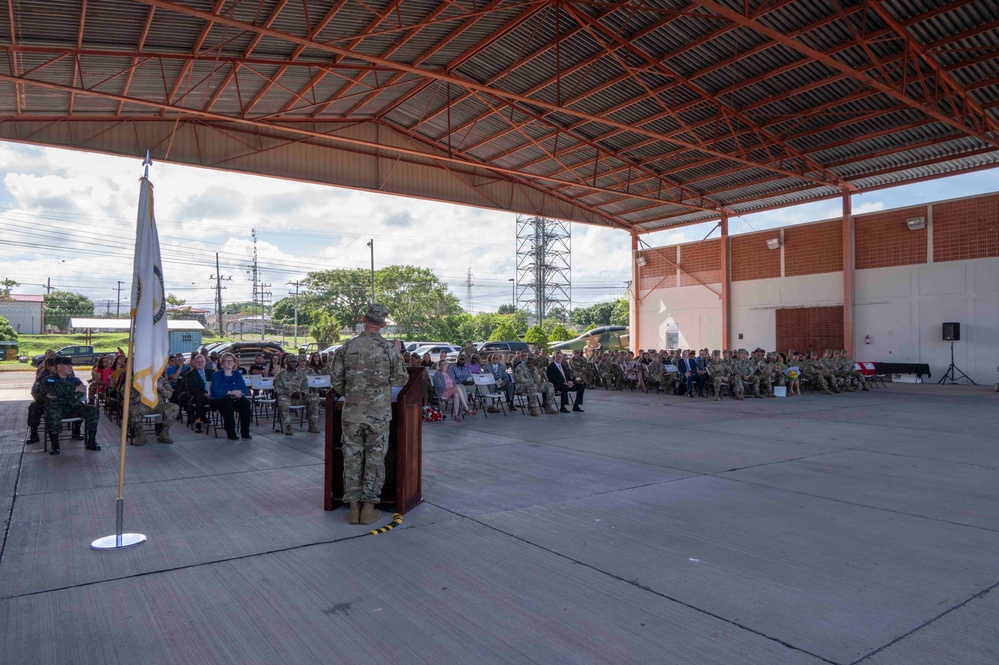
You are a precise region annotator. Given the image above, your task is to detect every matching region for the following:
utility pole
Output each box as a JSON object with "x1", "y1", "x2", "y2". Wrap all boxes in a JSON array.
[
  {"x1": 116, "y1": 280, "x2": 124, "y2": 317},
  {"x1": 248, "y1": 229, "x2": 261, "y2": 338},
  {"x1": 259, "y1": 282, "x2": 272, "y2": 341},
  {"x1": 46, "y1": 277, "x2": 51, "y2": 294},
  {"x1": 105, "y1": 299, "x2": 112, "y2": 315},
  {"x1": 211, "y1": 253, "x2": 232, "y2": 337},
  {"x1": 288, "y1": 280, "x2": 305, "y2": 349},
  {"x1": 366, "y1": 239, "x2": 375, "y2": 302}
]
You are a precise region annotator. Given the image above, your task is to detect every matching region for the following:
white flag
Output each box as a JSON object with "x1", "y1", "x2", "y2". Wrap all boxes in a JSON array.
[{"x1": 130, "y1": 177, "x2": 169, "y2": 407}]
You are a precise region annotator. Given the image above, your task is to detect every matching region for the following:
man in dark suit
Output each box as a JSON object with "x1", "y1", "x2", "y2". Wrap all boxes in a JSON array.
[
  {"x1": 185, "y1": 354, "x2": 215, "y2": 432},
  {"x1": 679, "y1": 350, "x2": 704, "y2": 398},
  {"x1": 547, "y1": 351, "x2": 585, "y2": 412}
]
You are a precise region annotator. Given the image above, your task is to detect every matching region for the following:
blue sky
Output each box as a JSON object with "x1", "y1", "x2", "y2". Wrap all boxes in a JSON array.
[{"x1": 0, "y1": 141, "x2": 996, "y2": 315}]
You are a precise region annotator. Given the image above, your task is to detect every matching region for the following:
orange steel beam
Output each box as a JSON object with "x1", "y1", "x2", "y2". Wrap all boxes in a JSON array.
[
  {"x1": 162, "y1": 0, "x2": 226, "y2": 118},
  {"x1": 842, "y1": 192, "x2": 854, "y2": 356},
  {"x1": 115, "y1": 6, "x2": 155, "y2": 115},
  {"x1": 68, "y1": 0, "x2": 87, "y2": 115},
  {"x1": 631, "y1": 230, "x2": 639, "y2": 355},
  {"x1": 720, "y1": 212, "x2": 730, "y2": 351},
  {"x1": 689, "y1": 0, "x2": 999, "y2": 150},
  {"x1": 6, "y1": 0, "x2": 21, "y2": 114},
  {"x1": 0, "y1": 70, "x2": 682, "y2": 223}
]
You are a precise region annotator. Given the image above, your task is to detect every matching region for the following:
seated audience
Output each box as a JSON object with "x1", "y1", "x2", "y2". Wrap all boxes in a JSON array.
[
  {"x1": 433, "y1": 358, "x2": 473, "y2": 421},
  {"x1": 209, "y1": 352, "x2": 253, "y2": 440}
]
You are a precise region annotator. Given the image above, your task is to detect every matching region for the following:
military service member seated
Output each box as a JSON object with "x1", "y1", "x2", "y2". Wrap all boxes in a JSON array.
[
  {"x1": 42, "y1": 357, "x2": 100, "y2": 455},
  {"x1": 273, "y1": 353, "x2": 320, "y2": 435},
  {"x1": 130, "y1": 373, "x2": 180, "y2": 446}
]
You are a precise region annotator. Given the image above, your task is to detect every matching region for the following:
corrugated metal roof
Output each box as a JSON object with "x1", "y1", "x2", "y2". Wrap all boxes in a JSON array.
[
  {"x1": 70, "y1": 318, "x2": 206, "y2": 331},
  {"x1": 2, "y1": 0, "x2": 997, "y2": 231}
]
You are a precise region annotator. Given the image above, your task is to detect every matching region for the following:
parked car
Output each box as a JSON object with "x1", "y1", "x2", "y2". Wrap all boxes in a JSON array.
[
  {"x1": 405, "y1": 341, "x2": 448, "y2": 352},
  {"x1": 32, "y1": 345, "x2": 115, "y2": 367},
  {"x1": 449, "y1": 340, "x2": 529, "y2": 366},
  {"x1": 209, "y1": 341, "x2": 287, "y2": 368},
  {"x1": 320, "y1": 344, "x2": 342, "y2": 362},
  {"x1": 412, "y1": 344, "x2": 459, "y2": 363}
]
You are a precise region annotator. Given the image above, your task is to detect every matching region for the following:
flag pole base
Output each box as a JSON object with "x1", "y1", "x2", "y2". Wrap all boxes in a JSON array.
[{"x1": 91, "y1": 497, "x2": 146, "y2": 550}]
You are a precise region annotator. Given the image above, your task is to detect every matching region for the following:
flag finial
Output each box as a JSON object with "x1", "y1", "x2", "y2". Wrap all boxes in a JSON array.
[{"x1": 142, "y1": 150, "x2": 152, "y2": 178}]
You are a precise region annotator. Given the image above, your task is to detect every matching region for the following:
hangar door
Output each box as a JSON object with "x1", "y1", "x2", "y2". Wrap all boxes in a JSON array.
[{"x1": 775, "y1": 306, "x2": 844, "y2": 354}]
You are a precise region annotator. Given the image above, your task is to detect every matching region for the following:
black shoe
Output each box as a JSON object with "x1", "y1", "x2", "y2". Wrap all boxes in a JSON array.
[
  {"x1": 85, "y1": 431, "x2": 101, "y2": 451},
  {"x1": 241, "y1": 433, "x2": 252, "y2": 440},
  {"x1": 572, "y1": 406, "x2": 584, "y2": 412},
  {"x1": 559, "y1": 407, "x2": 569, "y2": 413},
  {"x1": 227, "y1": 434, "x2": 239, "y2": 440},
  {"x1": 195, "y1": 423, "x2": 202, "y2": 433},
  {"x1": 48, "y1": 432, "x2": 60, "y2": 455},
  {"x1": 71, "y1": 430, "x2": 84, "y2": 441},
  {"x1": 26, "y1": 429, "x2": 39, "y2": 444}
]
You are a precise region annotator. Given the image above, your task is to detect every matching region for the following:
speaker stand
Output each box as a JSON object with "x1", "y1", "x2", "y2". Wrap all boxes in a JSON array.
[{"x1": 938, "y1": 341, "x2": 976, "y2": 385}]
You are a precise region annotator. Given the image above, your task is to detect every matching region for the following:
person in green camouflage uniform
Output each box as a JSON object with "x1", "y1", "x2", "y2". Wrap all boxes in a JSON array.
[
  {"x1": 802, "y1": 352, "x2": 834, "y2": 394},
  {"x1": 273, "y1": 354, "x2": 320, "y2": 434},
  {"x1": 736, "y1": 349, "x2": 763, "y2": 398},
  {"x1": 752, "y1": 349, "x2": 776, "y2": 398},
  {"x1": 708, "y1": 350, "x2": 727, "y2": 400},
  {"x1": 42, "y1": 357, "x2": 100, "y2": 455},
  {"x1": 514, "y1": 355, "x2": 559, "y2": 416},
  {"x1": 568, "y1": 351, "x2": 594, "y2": 389},
  {"x1": 130, "y1": 373, "x2": 180, "y2": 445},
  {"x1": 725, "y1": 350, "x2": 746, "y2": 400},
  {"x1": 838, "y1": 350, "x2": 870, "y2": 391},
  {"x1": 329, "y1": 304, "x2": 410, "y2": 526},
  {"x1": 26, "y1": 356, "x2": 58, "y2": 444}
]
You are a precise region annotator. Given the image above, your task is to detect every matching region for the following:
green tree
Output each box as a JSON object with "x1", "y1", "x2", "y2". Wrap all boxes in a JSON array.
[
  {"x1": 165, "y1": 293, "x2": 186, "y2": 306},
  {"x1": 524, "y1": 324, "x2": 548, "y2": 350},
  {"x1": 1, "y1": 278, "x2": 19, "y2": 300},
  {"x1": 0, "y1": 314, "x2": 17, "y2": 341},
  {"x1": 304, "y1": 268, "x2": 372, "y2": 329},
  {"x1": 272, "y1": 296, "x2": 315, "y2": 326},
  {"x1": 310, "y1": 312, "x2": 341, "y2": 348},
  {"x1": 375, "y1": 265, "x2": 461, "y2": 338},
  {"x1": 489, "y1": 319, "x2": 517, "y2": 341},
  {"x1": 43, "y1": 291, "x2": 94, "y2": 330},
  {"x1": 571, "y1": 301, "x2": 615, "y2": 328},
  {"x1": 497, "y1": 303, "x2": 517, "y2": 315},
  {"x1": 223, "y1": 301, "x2": 256, "y2": 315},
  {"x1": 611, "y1": 297, "x2": 629, "y2": 326},
  {"x1": 547, "y1": 323, "x2": 572, "y2": 342}
]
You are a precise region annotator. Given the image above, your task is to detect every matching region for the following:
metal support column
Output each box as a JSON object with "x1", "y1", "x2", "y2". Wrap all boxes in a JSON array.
[
  {"x1": 630, "y1": 230, "x2": 640, "y2": 354},
  {"x1": 842, "y1": 192, "x2": 855, "y2": 356},
  {"x1": 720, "y1": 212, "x2": 730, "y2": 350}
]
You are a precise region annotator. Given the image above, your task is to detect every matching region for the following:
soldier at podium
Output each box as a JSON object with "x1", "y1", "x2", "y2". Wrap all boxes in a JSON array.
[{"x1": 329, "y1": 303, "x2": 409, "y2": 525}]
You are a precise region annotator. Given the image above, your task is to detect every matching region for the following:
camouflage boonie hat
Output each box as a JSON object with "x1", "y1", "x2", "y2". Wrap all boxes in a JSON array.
[{"x1": 364, "y1": 303, "x2": 389, "y2": 324}]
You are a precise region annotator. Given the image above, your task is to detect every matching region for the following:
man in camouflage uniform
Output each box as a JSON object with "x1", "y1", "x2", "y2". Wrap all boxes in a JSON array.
[
  {"x1": 329, "y1": 304, "x2": 409, "y2": 526},
  {"x1": 819, "y1": 350, "x2": 843, "y2": 393},
  {"x1": 725, "y1": 350, "x2": 747, "y2": 400},
  {"x1": 839, "y1": 350, "x2": 870, "y2": 391},
  {"x1": 607, "y1": 352, "x2": 625, "y2": 390},
  {"x1": 736, "y1": 349, "x2": 763, "y2": 398},
  {"x1": 752, "y1": 349, "x2": 776, "y2": 398},
  {"x1": 130, "y1": 373, "x2": 180, "y2": 445},
  {"x1": 42, "y1": 357, "x2": 100, "y2": 455},
  {"x1": 801, "y1": 351, "x2": 834, "y2": 394},
  {"x1": 568, "y1": 350, "x2": 593, "y2": 389},
  {"x1": 707, "y1": 350, "x2": 727, "y2": 400},
  {"x1": 645, "y1": 353, "x2": 665, "y2": 392},
  {"x1": 514, "y1": 355, "x2": 559, "y2": 416},
  {"x1": 273, "y1": 354, "x2": 320, "y2": 434},
  {"x1": 26, "y1": 356, "x2": 58, "y2": 444}
]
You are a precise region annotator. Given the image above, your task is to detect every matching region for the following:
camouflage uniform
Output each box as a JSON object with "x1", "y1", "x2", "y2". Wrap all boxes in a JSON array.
[
  {"x1": 608, "y1": 354, "x2": 625, "y2": 390},
  {"x1": 42, "y1": 370, "x2": 100, "y2": 453},
  {"x1": 725, "y1": 352, "x2": 746, "y2": 400},
  {"x1": 839, "y1": 351, "x2": 870, "y2": 391},
  {"x1": 801, "y1": 355, "x2": 833, "y2": 394},
  {"x1": 273, "y1": 367, "x2": 320, "y2": 434},
  {"x1": 753, "y1": 352, "x2": 775, "y2": 397},
  {"x1": 818, "y1": 352, "x2": 843, "y2": 393},
  {"x1": 736, "y1": 351, "x2": 763, "y2": 398},
  {"x1": 130, "y1": 375, "x2": 180, "y2": 445},
  {"x1": 645, "y1": 358, "x2": 664, "y2": 392},
  {"x1": 569, "y1": 354, "x2": 594, "y2": 388},
  {"x1": 513, "y1": 360, "x2": 558, "y2": 415},
  {"x1": 707, "y1": 351, "x2": 727, "y2": 400},
  {"x1": 329, "y1": 308, "x2": 409, "y2": 506}
]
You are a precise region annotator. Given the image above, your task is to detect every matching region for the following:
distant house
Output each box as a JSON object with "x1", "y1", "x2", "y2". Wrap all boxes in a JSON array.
[
  {"x1": 0, "y1": 294, "x2": 45, "y2": 334},
  {"x1": 167, "y1": 306, "x2": 210, "y2": 325},
  {"x1": 69, "y1": 318, "x2": 206, "y2": 354}
]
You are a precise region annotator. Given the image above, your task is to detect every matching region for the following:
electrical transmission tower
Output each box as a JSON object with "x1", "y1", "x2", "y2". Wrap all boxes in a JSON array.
[
  {"x1": 247, "y1": 228, "x2": 272, "y2": 340},
  {"x1": 515, "y1": 215, "x2": 571, "y2": 326},
  {"x1": 465, "y1": 268, "x2": 474, "y2": 313}
]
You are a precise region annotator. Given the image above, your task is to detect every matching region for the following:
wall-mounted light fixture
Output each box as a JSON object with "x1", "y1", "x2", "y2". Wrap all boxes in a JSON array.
[
  {"x1": 906, "y1": 216, "x2": 926, "y2": 231},
  {"x1": 865, "y1": 335, "x2": 871, "y2": 345},
  {"x1": 766, "y1": 238, "x2": 781, "y2": 250},
  {"x1": 636, "y1": 256, "x2": 647, "y2": 267}
]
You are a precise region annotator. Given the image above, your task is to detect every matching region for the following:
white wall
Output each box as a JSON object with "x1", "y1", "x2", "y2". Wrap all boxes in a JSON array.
[
  {"x1": 638, "y1": 257, "x2": 998, "y2": 384},
  {"x1": 0, "y1": 302, "x2": 43, "y2": 335},
  {"x1": 637, "y1": 284, "x2": 721, "y2": 350}
]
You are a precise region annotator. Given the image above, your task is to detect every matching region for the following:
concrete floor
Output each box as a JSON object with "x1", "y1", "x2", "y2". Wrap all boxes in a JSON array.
[{"x1": 1, "y1": 371, "x2": 997, "y2": 664}]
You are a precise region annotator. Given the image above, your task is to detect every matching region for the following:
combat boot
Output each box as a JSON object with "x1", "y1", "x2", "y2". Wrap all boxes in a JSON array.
[
  {"x1": 48, "y1": 432, "x2": 60, "y2": 456},
  {"x1": 308, "y1": 423, "x2": 320, "y2": 434},
  {"x1": 85, "y1": 429, "x2": 101, "y2": 451},
  {"x1": 132, "y1": 427, "x2": 147, "y2": 446},
  {"x1": 347, "y1": 502, "x2": 360, "y2": 525},
  {"x1": 544, "y1": 404, "x2": 559, "y2": 415},
  {"x1": 529, "y1": 407, "x2": 540, "y2": 417},
  {"x1": 71, "y1": 424, "x2": 84, "y2": 440},
  {"x1": 359, "y1": 502, "x2": 382, "y2": 525},
  {"x1": 156, "y1": 428, "x2": 174, "y2": 444},
  {"x1": 26, "y1": 426, "x2": 40, "y2": 444},
  {"x1": 861, "y1": 381, "x2": 870, "y2": 392},
  {"x1": 283, "y1": 423, "x2": 293, "y2": 436}
]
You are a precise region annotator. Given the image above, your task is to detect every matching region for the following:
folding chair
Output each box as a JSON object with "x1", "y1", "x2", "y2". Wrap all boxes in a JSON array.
[
  {"x1": 128, "y1": 413, "x2": 162, "y2": 445},
  {"x1": 249, "y1": 376, "x2": 276, "y2": 426},
  {"x1": 473, "y1": 374, "x2": 507, "y2": 417}
]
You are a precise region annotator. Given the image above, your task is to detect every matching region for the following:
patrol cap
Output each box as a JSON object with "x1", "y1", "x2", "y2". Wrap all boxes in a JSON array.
[
  {"x1": 44, "y1": 356, "x2": 59, "y2": 367},
  {"x1": 738, "y1": 348, "x2": 748, "y2": 355},
  {"x1": 364, "y1": 303, "x2": 389, "y2": 324},
  {"x1": 55, "y1": 356, "x2": 73, "y2": 366},
  {"x1": 712, "y1": 350, "x2": 720, "y2": 356}
]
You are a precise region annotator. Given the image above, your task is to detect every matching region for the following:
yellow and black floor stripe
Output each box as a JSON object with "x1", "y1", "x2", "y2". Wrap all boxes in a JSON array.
[{"x1": 369, "y1": 513, "x2": 403, "y2": 535}]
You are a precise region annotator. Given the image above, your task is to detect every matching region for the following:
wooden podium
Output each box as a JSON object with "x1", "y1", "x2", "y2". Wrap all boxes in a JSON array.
[{"x1": 324, "y1": 367, "x2": 424, "y2": 514}]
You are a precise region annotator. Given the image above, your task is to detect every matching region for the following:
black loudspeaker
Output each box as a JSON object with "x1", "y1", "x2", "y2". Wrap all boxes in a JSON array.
[{"x1": 943, "y1": 322, "x2": 961, "y2": 341}]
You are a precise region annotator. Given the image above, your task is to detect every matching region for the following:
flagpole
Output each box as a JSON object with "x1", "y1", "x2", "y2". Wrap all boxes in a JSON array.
[{"x1": 92, "y1": 154, "x2": 152, "y2": 551}]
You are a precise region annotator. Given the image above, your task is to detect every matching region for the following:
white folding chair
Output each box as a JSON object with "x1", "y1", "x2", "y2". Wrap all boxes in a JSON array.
[
  {"x1": 250, "y1": 377, "x2": 276, "y2": 425},
  {"x1": 473, "y1": 374, "x2": 507, "y2": 416}
]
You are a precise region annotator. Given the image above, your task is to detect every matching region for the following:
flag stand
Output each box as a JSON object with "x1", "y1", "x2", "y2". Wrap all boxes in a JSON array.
[{"x1": 92, "y1": 152, "x2": 153, "y2": 551}]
